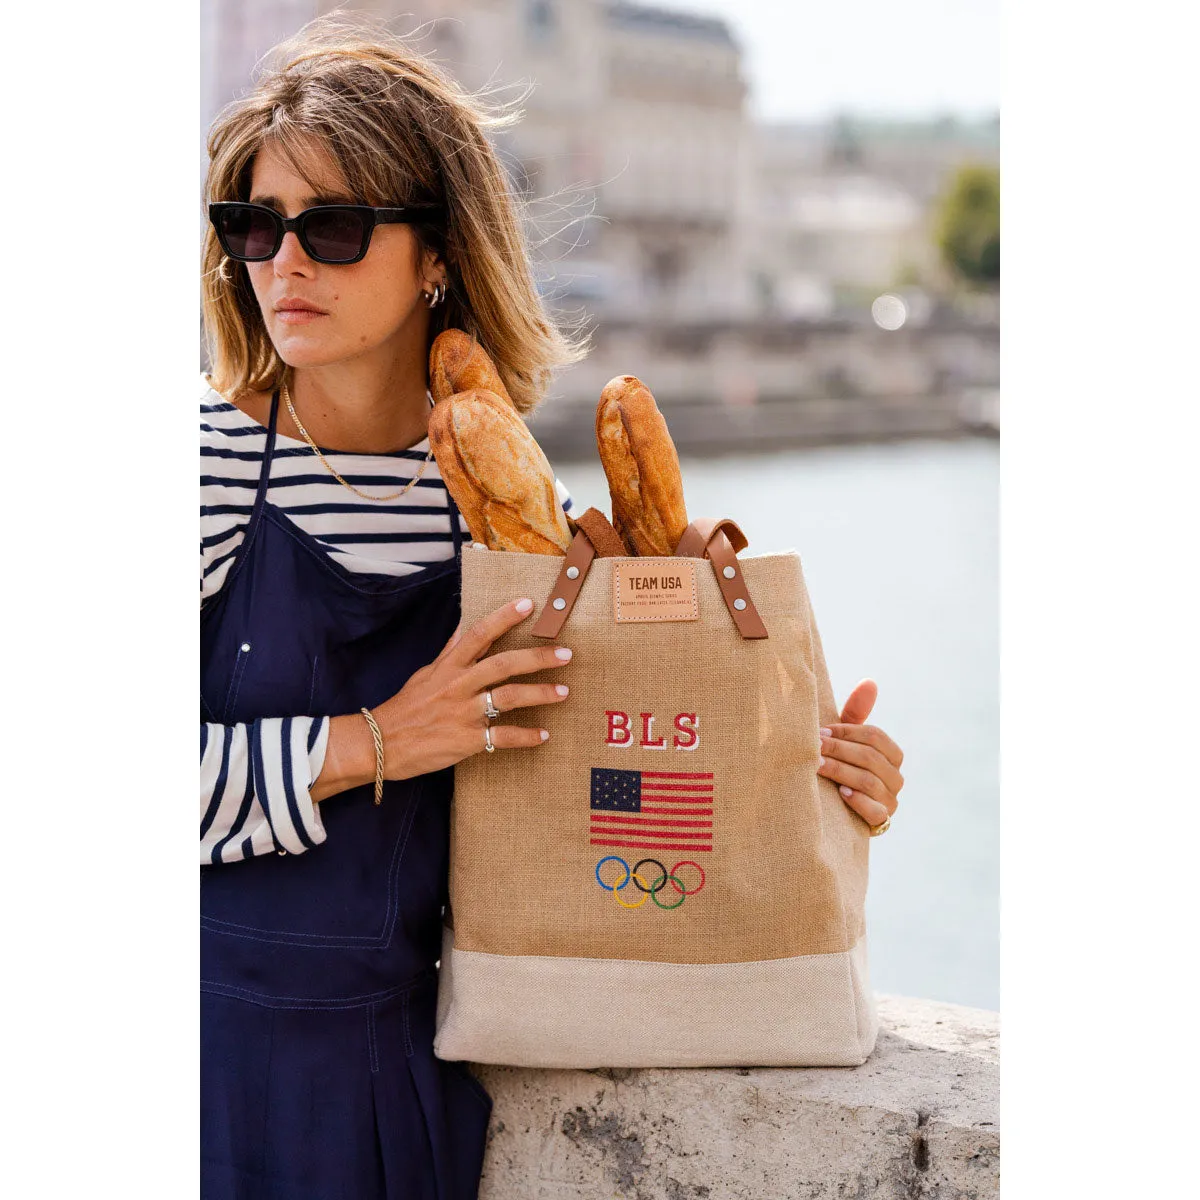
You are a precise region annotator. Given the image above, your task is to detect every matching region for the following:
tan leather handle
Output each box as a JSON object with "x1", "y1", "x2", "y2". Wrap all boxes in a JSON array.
[
  {"x1": 673, "y1": 518, "x2": 768, "y2": 639},
  {"x1": 532, "y1": 512, "x2": 768, "y2": 640},
  {"x1": 530, "y1": 508, "x2": 620, "y2": 639},
  {"x1": 674, "y1": 517, "x2": 749, "y2": 559},
  {"x1": 574, "y1": 508, "x2": 630, "y2": 558}
]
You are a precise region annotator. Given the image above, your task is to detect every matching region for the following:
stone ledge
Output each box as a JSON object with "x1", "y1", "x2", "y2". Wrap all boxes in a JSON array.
[{"x1": 471, "y1": 993, "x2": 999, "y2": 1199}]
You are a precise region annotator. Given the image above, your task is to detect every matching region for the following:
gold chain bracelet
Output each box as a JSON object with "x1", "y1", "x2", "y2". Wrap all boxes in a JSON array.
[{"x1": 360, "y1": 707, "x2": 385, "y2": 806}]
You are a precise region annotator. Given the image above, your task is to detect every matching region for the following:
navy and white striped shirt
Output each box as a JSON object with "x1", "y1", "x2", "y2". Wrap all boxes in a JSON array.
[{"x1": 200, "y1": 374, "x2": 574, "y2": 865}]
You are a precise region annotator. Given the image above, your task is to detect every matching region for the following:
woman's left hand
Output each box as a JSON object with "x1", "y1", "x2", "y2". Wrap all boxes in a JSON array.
[{"x1": 817, "y1": 679, "x2": 905, "y2": 828}]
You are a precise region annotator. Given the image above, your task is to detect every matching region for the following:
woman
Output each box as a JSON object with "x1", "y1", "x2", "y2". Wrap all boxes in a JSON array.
[{"x1": 200, "y1": 16, "x2": 905, "y2": 1200}]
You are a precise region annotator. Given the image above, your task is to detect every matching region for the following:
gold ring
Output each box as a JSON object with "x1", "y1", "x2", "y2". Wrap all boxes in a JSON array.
[{"x1": 868, "y1": 814, "x2": 891, "y2": 837}]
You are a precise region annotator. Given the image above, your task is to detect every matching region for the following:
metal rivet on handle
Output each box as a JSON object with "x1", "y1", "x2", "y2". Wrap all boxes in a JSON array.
[
  {"x1": 566, "y1": 566, "x2": 579, "y2": 579},
  {"x1": 733, "y1": 598, "x2": 747, "y2": 611},
  {"x1": 722, "y1": 565, "x2": 736, "y2": 579},
  {"x1": 552, "y1": 597, "x2": 567, "y2": 610}
]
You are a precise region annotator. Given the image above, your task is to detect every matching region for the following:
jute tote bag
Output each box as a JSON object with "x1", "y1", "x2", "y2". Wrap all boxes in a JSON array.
[{"x1": 433, "y1": 513, "x2": 879, "y2": 1068}]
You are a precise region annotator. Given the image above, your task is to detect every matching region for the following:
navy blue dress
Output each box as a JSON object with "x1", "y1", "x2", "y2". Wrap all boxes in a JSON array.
[{"x1": 200, "y1": 388, "x2": 492, "y2": 1199}]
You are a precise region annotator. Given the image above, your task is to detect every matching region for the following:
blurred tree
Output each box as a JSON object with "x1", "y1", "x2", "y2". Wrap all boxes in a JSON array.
[
  {"x1": 892, "y1": 258, "x2": 925, "y2": 288},
  {"x1": 934, "y1": 164, "x2": 1000, "y2": 285}
]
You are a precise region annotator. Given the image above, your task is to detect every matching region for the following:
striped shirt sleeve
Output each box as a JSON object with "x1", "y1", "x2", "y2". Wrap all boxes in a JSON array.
[
  {"x1": 200, "y1": 715, "x2": 330, "y2": 865},
  {"x1": 199, "y1": 376, "x2": 574, "y2": 866},
  {"x1": 554, "y1": 475, "x2": 574, "y2": 515}
]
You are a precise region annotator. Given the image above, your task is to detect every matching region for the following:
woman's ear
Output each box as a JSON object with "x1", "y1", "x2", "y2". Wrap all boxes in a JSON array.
[{"x1": 419, "y1": 244, "x2": 446, "y2": 290}]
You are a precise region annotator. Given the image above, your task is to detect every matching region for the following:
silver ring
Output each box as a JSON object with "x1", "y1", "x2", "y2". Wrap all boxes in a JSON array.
[
  {"x1": 484, "y1": 690, "x2": 501, "y2": 721},
  {"x1": 484, "y1": 725, "x2": 496, "y2": 753}
]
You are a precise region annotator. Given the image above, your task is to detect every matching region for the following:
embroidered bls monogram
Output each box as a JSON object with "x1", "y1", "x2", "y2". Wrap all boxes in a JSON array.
[{"x1": 605, "y1": 710, "x2": 700, "y2": 750}]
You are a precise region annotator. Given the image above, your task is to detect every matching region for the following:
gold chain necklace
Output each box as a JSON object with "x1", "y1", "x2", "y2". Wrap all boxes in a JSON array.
[{"x1": 280, "y1": 377, "x2": 435, "y2": 502}]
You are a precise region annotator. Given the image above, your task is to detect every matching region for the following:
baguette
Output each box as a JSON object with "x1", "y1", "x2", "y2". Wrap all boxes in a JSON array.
[
  {"x1": 429, "y1": 328, "x2": 514, "y2": 408},
  {"x1": 595, "y1": 375, "x2": 688, "y2": 557},
  {"x1": 427, "y1": 388, "x2": 572, "y2": 554}
]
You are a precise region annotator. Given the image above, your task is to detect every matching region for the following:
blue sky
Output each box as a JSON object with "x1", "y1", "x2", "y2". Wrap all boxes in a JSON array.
[{"x1": 644, "y1": 0, "x2": 1000, "y2": 122}]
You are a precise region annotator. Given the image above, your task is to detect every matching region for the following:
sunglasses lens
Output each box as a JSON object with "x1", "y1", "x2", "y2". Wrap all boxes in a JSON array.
[
  {"x1": 303, "y1": 209, "x2": 368, "y2": 262},
  {"x1": 217, "y1": 205, "x2": 278, "y2": 260}
]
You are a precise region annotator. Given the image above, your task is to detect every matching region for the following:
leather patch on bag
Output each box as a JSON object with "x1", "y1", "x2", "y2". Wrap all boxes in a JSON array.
[{"x1": 613, "y1": 559, "x2": 699, "y2": 623}]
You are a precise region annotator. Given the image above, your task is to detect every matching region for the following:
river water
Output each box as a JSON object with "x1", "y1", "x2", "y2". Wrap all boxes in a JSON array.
[{"x1": 556, "y1": 436, "x2": 999, "y2": 1011}]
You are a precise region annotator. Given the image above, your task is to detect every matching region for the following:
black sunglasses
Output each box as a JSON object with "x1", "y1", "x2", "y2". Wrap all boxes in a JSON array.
[{"x1": 208, "y1": 201, "x2": 444, "y2": 265}]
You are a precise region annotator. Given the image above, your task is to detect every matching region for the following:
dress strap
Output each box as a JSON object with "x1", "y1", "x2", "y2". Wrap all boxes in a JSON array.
[
  {"x1": 202, "y1": 387, "x2": 283, "y2": 610},
  {"x1": 251, "y1": 387, "x2": 281, "y2": 523}
]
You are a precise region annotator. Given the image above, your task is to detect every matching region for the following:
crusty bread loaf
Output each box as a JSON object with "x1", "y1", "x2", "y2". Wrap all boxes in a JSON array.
[
  {"x1": 595, "y1": 375, "x2": 688, "y2": 557},
  {"x1": 428, "y1": 388, "x2": 572, "y2": 554},
  {"x1": 429, "y1": 328, "x2": 515, "y2": 408}
]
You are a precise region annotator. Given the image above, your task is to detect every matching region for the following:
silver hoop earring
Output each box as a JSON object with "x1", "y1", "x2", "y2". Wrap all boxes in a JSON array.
[{"x1": 424, "y1": 282, "x2": 445, "y2": 309}]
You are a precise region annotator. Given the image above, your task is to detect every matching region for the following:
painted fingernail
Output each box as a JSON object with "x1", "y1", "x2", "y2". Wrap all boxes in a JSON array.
[
  {"x1": 840, "y1": 785, "x2": 854, "y2": 797},
  {"x1": 540, "y1": 729, "x2": 550, "y2": 741},
  {"x1": 555, "y1": 647, "x2": 573, "y2": 661},
  {"x1": 820, "y1": 727, "x2": 832, "y2": 737},
  {"x1": 515, "y1": 598, "x2": 533, "y2": 613},
  {"x1": 555, "y1": 684, "x2": 569, "y2": 696}
]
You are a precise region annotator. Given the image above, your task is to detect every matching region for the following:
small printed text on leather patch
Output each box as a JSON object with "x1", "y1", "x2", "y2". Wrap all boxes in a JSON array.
[{"x1": 613, "y1": 559, "x2": 699, "y2": 623}]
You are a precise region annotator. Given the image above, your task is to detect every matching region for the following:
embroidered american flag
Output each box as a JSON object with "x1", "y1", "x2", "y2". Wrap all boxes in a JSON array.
[{"x1": 589, "y1": 768, "x2": 714, "y2": 853}]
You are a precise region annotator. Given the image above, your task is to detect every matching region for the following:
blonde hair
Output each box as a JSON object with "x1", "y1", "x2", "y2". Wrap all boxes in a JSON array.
[{"x1": 201, "y1": 12, "x2": 590, "y2": 415}]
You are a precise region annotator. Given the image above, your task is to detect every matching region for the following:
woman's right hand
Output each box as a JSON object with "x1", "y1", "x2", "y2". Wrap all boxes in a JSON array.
[{"x1": 311, "y1": 597, "x2": 571, "y2": 802}]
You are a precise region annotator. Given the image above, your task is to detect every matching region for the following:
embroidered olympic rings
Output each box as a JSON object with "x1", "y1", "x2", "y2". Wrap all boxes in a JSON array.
[{"x1": 594, "y1": 855, "x2": 706, "y2": 910}]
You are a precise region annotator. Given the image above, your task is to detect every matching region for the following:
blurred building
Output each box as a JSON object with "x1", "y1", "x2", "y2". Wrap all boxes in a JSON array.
[
  {"x1": 587, "y1": 2, "x2": 755, "y2": 320},
  {"x1": 201, "y1": 0, "x2": 754, "y2": 320},
  {"x1": 363, "y1": 0, "x2": 756, "y2": 321},
  {"x1": 201, "y1": 1, "x2": 998, "y2": 324},
  {"x1": 753, "y1": 116, "x2": 999, "y2": 319}
]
